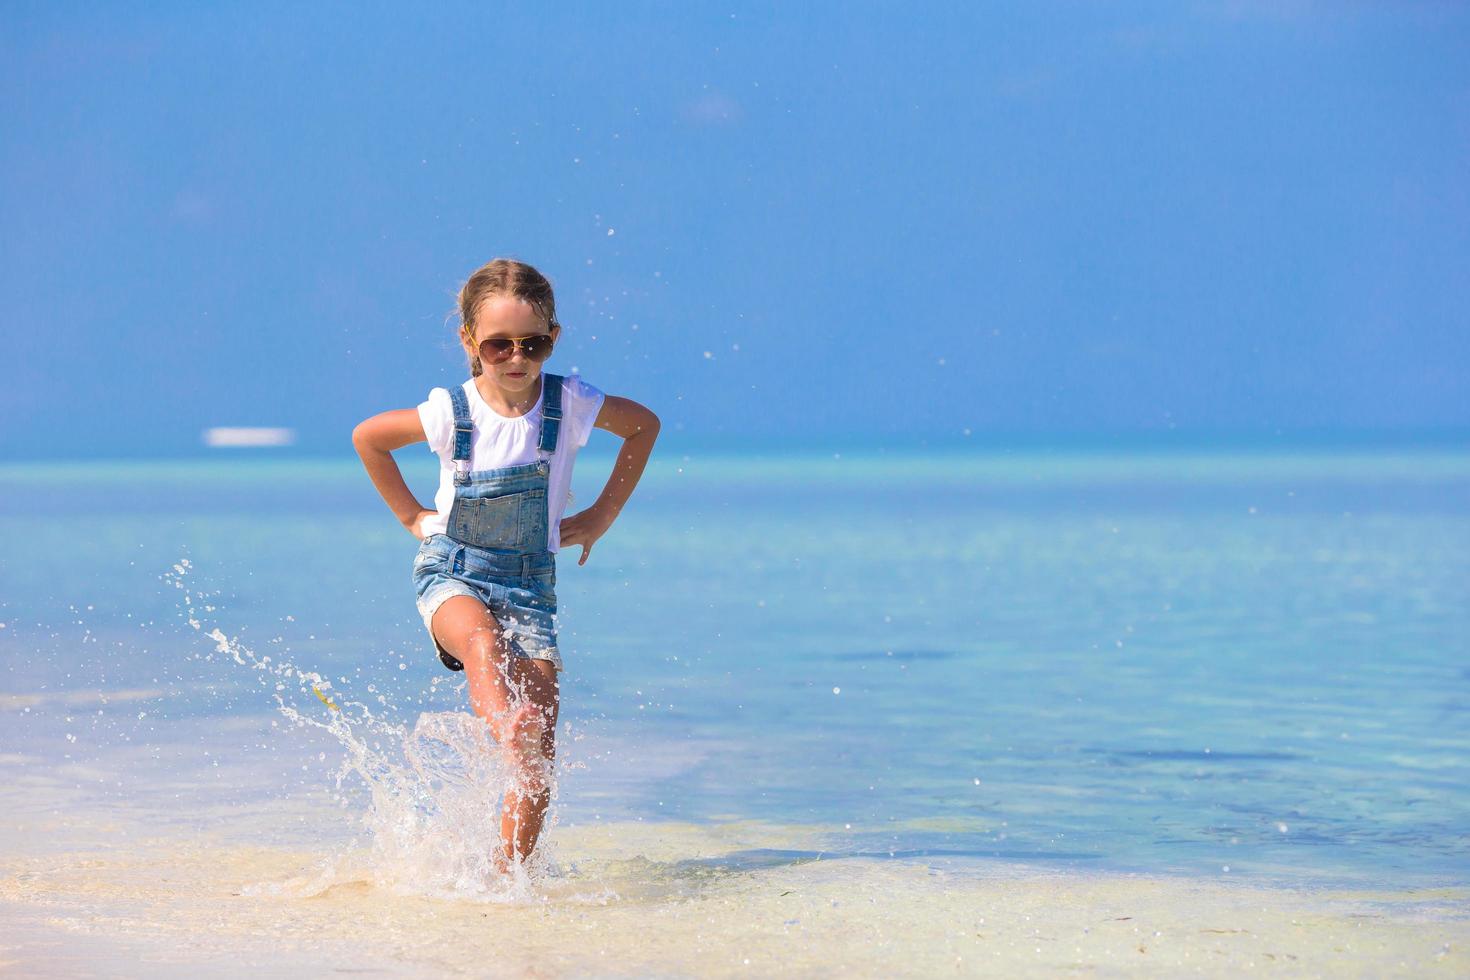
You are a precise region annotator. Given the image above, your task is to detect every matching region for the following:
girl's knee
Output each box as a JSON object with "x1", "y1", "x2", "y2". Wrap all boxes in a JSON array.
[{"x1": 461, "y1": 625, "x2": 508, "y2": 665}]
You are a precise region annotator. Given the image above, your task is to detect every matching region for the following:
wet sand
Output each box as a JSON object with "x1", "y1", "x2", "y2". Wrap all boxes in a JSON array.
[{"x1": 2, "y1": 819, "x2": 1465, "y2": 978}]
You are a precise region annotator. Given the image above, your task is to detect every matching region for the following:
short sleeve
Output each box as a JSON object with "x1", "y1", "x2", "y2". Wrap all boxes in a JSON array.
[
  {"x1": 417, "y1": 387, "x2": 454, "y2": 456},
  {"x1": 563, "y1": 375, "x2": 606, "y2": 448}
]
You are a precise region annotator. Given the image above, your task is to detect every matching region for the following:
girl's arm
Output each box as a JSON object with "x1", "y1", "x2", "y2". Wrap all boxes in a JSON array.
[
  {"x1": 352, "y1": 409, "x2": 436, "y2": 539},
  {"x1": 559, "y1": 395, "x2": 660, "y2": 565}
]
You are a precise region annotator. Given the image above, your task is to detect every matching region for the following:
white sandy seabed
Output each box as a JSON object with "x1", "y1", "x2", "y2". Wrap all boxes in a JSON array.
[{"x1": 1, "y1": 812, "x2": 1466, "y2": 979}]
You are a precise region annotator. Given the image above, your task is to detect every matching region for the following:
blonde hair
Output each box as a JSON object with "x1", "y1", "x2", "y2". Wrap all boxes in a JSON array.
[{"x1": 456, "y1": 258, "x2": 560, "y2": 377}]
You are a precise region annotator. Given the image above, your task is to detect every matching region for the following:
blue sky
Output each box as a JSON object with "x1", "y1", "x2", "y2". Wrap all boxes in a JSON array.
[{"x1": 3, "y1": 1, "x2": 1467, "y2": 457}]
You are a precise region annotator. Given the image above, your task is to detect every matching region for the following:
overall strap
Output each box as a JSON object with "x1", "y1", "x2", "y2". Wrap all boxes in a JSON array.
[
  {"x1": 538, "y1": 374, "x2": 564, "y2": 456},
  {"x1": 448, "y1": 384, "x2": 474, "y2": 485}
]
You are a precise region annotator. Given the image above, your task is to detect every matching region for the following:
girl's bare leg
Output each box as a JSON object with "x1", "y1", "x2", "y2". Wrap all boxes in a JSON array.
[
  {"x1": 430, "y1": 596, "x2": 560, "y2": 864},
  {"x1": 501, "y1": 656, "x2": 559, "y2": 861}
]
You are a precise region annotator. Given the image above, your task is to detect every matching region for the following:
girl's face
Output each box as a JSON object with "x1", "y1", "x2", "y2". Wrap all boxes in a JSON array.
[{"x1": 463, "y1": 294, "x2": 560, "y2": 395}]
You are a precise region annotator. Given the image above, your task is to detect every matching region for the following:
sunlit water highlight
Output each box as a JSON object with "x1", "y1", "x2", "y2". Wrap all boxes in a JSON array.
[{"x1": 1, "y1": 448, "x2": 1467, "y2": 973}]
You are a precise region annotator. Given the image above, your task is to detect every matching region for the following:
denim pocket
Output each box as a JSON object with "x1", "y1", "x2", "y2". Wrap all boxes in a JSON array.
[
  {"x1": 450, "y1": 494, "x2": 523, "y2": 549},
  {"x1": 413, "y1": 540, "x2": 447, "y2": 574},
  {"x1": 527, "y1": 570, "x2": 557, "y2": 605}
]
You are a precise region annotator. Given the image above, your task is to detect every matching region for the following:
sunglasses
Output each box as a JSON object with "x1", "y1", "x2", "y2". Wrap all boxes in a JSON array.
[{"x1": 477, "y1": 333, "x2": 555, "y2": 364}]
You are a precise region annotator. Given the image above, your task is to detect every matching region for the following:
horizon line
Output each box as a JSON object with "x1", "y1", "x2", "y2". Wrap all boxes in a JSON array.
[{"x1": 3, "y1": 428, "x2": 1469, "y2": 466}]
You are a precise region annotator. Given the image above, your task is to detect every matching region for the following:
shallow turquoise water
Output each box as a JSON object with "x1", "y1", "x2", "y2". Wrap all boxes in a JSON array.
[{"x1": 2, "y1": 447, "x2": 1467, "y2": 887}]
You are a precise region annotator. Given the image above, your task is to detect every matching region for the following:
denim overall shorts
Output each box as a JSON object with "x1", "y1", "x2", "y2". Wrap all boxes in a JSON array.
[{"x1": 412, "y1": 375, "x2": 564, "y2": 672}]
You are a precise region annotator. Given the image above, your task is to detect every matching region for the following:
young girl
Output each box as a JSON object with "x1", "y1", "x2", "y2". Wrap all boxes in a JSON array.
[{"x1": 352, "y1": 258, "x2": 659, "y2": 868}]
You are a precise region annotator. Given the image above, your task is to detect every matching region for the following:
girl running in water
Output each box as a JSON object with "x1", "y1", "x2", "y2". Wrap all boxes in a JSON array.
[{"x1": 352, "y1": 258, "x2": 659, "y2": 868}]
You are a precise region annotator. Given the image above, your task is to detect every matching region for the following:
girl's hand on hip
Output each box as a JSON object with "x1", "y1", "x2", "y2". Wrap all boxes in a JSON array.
[
  {"x1": 559, "y1": 506, "x2": 614, "y2": 566},
  {"x1": 407, "y1": 508, "x2": 436, "y2": 541}
]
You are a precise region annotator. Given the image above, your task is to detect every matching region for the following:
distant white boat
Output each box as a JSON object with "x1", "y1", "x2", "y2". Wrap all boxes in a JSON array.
[{"x1": 203, "y1": 427, "x2": 296, "y2": 448}]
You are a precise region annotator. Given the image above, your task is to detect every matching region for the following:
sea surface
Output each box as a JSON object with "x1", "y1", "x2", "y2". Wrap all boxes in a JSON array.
[{"x1": 1, "y1": 446, "x2": 1467, "y2": 975}]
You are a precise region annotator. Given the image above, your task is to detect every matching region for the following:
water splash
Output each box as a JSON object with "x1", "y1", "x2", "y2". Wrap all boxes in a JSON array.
[{"x1": 165, "y1": 561, "x2": 580, "y2": 902}]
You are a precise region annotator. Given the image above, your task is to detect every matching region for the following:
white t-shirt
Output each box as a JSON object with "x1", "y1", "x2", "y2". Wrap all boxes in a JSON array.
[{"x1": 416, "y1": 375, "x2": 606, "y2": 552}]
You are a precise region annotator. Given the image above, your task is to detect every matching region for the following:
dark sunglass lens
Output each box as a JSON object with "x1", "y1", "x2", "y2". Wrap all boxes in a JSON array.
[
  {"x1": 522, "y1": 335, "x2": 554, "y2": 361},
  {"x1": 480, "y1": 338, "x2": 515, "y2": 362}
]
